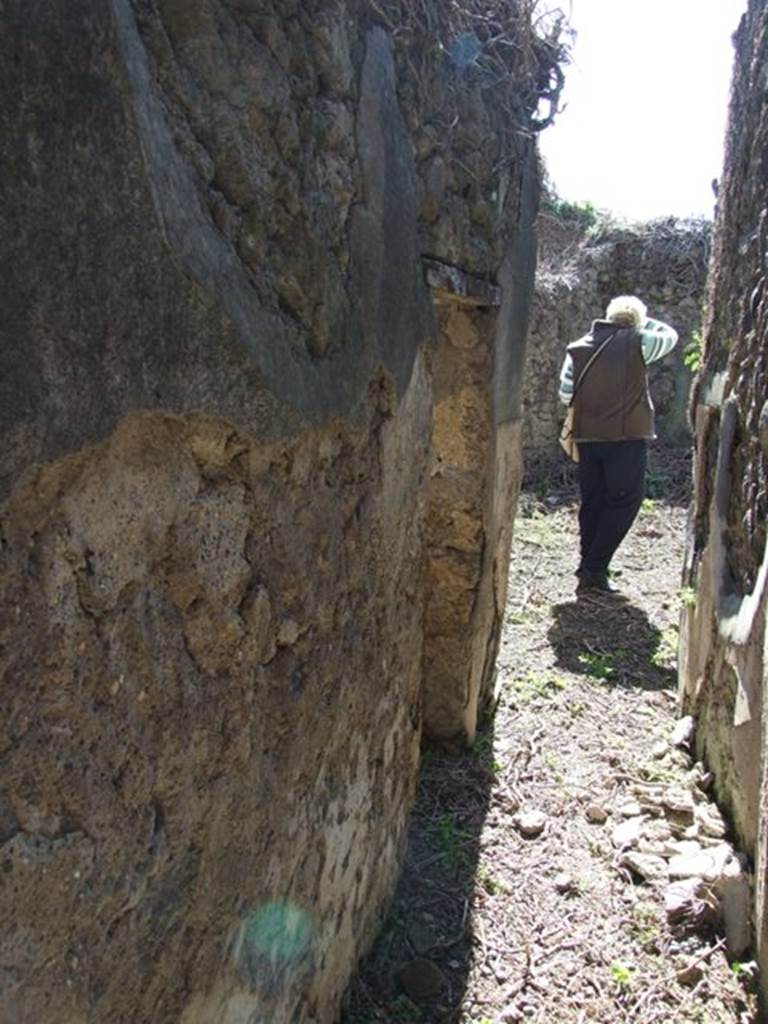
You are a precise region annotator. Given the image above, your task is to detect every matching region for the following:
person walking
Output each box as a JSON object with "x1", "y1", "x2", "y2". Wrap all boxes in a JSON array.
[{"x1": 559, "y1": 295, "x2": 678, "y2": 596}]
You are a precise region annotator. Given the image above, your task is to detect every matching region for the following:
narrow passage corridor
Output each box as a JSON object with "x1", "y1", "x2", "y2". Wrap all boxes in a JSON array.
[{"x1": 344, "y1": 447, "x2": 758, "y2": 1024}]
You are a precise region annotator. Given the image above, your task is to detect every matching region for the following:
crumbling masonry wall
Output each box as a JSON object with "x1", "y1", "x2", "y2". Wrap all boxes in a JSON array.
[
  {"x1": 677, "y1": 0, "x2": 768, "y2": 999},
  {"x1": 0, "y1": 2, "x2": 550, "y2": 1021}
]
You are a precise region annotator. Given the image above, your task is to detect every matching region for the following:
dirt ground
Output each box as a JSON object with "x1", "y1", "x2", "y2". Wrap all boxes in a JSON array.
[{"x1": 342, "y1": 446, "x2": 759, "y2": 1024}]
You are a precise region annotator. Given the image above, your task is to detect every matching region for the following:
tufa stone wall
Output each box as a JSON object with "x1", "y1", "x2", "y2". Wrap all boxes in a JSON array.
[
  {"x1": 0, "y1": 1, "x2": 553, "y2": 1020},
  {"x1": 677, "y1": 0, "x2": 768, "y2": 1001},
  {"x1": 0, "y1": 396, "x2": 431, "y2": 1024},
  {"x1": 522, "y1": 212, "x2": 710, "y2": 467},
  {"x1": 422, "y1": 268, "x2": 524, "y2": 748}
]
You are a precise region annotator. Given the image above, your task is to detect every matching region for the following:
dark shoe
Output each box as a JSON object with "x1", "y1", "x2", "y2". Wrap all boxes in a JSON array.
[{"x1": 576, "y1": 571, "x2": 622, "y2": 596}]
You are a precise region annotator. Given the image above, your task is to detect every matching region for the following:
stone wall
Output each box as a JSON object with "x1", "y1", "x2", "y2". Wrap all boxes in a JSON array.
[
  {"x1": 422, "y1": 268, "x2": 525, "y2": 748},
  {"x1": 0, "y1": 2, "x2": 550, "y2": 1020},
  {"x1": 676, "y1": 0, "x2": 768, "y2": 1001},
  {"x1": 522, "y1": 213, "x2": 710, "y2": 467}
]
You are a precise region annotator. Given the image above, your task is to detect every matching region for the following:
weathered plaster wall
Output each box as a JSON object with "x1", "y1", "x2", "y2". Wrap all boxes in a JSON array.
[
  {"x1": 676, "y1": 0, "x2": 768, "y2": 999},
  {"x1": 0, "y1": 1, "x2": 547, "y2": 1020},
  {"x1": 523, "y1": 214, "x2": 710, "y2": 464}
]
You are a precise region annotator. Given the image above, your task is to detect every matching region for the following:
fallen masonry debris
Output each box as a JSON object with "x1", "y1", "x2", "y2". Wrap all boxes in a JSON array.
[{"x1": 603, "y1": 721, "x2": 753, "y2": 959}]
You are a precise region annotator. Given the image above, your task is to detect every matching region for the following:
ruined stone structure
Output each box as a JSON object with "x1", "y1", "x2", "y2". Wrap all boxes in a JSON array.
[
  {"x1": 0, "y1": 2, "x2": 557, "y2": 1021},
  {"x1": 677, "y1": 0, "x2": 768, "y2": 1000},
  {"x1": 523, "y1": 213, "x2": 710, "y2": 468}
]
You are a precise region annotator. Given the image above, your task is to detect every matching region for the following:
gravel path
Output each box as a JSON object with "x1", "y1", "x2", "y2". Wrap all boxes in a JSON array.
[{"x1": 343, "y1": 455, "x2": 758, "y2": 1024}]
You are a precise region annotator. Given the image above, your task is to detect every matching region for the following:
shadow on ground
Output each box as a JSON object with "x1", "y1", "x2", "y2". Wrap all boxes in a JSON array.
[
  {"x1": 341, "y1": 721, "x2": 496, "y2": 1024},
  {"x1": 548, "y1": 596, "x2": 677, "y2": 691}
]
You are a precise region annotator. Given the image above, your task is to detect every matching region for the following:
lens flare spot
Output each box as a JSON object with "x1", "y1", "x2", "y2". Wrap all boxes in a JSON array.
[{"x1": 241, "y1": 901, "x2": 315, "y2": 975}]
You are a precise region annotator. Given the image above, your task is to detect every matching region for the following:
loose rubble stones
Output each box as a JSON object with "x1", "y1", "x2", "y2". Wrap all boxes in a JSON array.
[
  {"x1": 620, "y1": 851, "x2": 669, "y2": 884},
  {"x1": 608, "y1": 718, "x2": 753, "y2": 958}
]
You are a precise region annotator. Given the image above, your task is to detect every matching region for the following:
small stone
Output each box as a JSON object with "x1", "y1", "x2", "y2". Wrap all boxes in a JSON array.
[
  {"x1": 612, "y1": 817, "x2": 644, "y2": 849},
  {"x1": 407, "y1": 920, "x2": 437, "y2": 956},
  {"x1": 667, "y1": 851, "x2": 713, "y2": 880},
  {"x1": 699, "y1": 832, "x2": 727, "y2": 848},
  {"x1": 585, "y1": 804, "x2": 608, "y2": 824},
  {"x1": 637, "y1": 839, "x2": 669, "y2": 857},
  {"x1": 676, "y1": 961, "x2": 704, "y2": 987},
  {"x1": 513, "y1": 809, "x2": 546, "y2": 838},
  {"x1": 499, "y1": 1006, "x2": 522, "y2": 1023},
  {"x1": 671, "y1": 716, "x2": 695, "y2": 748},
  {"x1": 620, "y1": 851, "x2": 669, "y2": 883},
  {"x1": 636, "y1": 802, "x2": 665, "y2": 819},
  {"x1": 665, "y1": 839, "x2": 704, "y2": 858},
  {"x1": 668, "y1": 842, "x2": 731, "y2": 881},
  {"x1": 663, "y1": 787, "x2": 695, "y2": 811},
  {"x1": 695, "y1": 803, "x2": 727, "y2": 839},
  {"x1": 715, "y1": 857, "x2": 752, "y2": 957},
  {"x1": 664, "y1": 877, "x2": 719, "y2": 930},
  {"x1": 615, "y1": 800, "x2": 643, "y2": 818},
  {"x1": 694, "y1": 764, "x2": 714, "y2": 791},
  {"x1": 685, "y1": 764, "x2": 706, "y2": 787},
  {"x1": 554, "y1": 872, "x2": 575, "y2": 894},
  {"x1": 395, "y1": 959, "x2": 447, "y2": 999},
  {"x1": 662, "y1": 787, "x2": 696, "y2": 825},
  {"x1": 664, "y1": 877, "x2": 703, "y2": 922},
  {"x1": 643, "y1": 820, "x2": 673, "y2": 843},
  {"x1": 651, "y1": 740, "x2": 668, "y2": 759}
]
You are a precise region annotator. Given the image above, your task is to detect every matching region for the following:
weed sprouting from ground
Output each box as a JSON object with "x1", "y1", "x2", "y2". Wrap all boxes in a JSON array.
[
  {"x1": 609, "y1": 960, "x2": 634, "y2": 988},
  {"x1": 434, "y1": 814, "x2": 472, "y2": 871},
  {"x1": 512, "y1": 669, "x2": 568, "y2": 699},
  {"x1": 651, "y1": 627, "x2": 679, "y2": 670},
  {"x1": 577, "y1": 650, "x2": 616, "y2": 680}
]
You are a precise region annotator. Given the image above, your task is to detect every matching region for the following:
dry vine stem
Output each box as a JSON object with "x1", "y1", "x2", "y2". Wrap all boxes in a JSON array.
[{"x1": 363, "y1": 0, "x2": 571, "y2": 136}]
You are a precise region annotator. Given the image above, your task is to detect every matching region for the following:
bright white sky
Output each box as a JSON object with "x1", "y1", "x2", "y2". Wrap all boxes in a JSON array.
[{"x1": 538, "y1": 0, "x2": 747, "y2": 221}]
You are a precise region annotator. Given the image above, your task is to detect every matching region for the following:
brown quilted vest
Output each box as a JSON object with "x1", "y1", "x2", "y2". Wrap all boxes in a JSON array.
[{"x1": 568, "y1": 320, "x2": 655, "y2": 441}]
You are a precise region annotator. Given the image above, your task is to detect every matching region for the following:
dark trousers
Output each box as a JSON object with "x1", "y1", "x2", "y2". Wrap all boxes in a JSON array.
[{"x1": 577, "y1": 440, "x2": 647, "y2": 576}]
